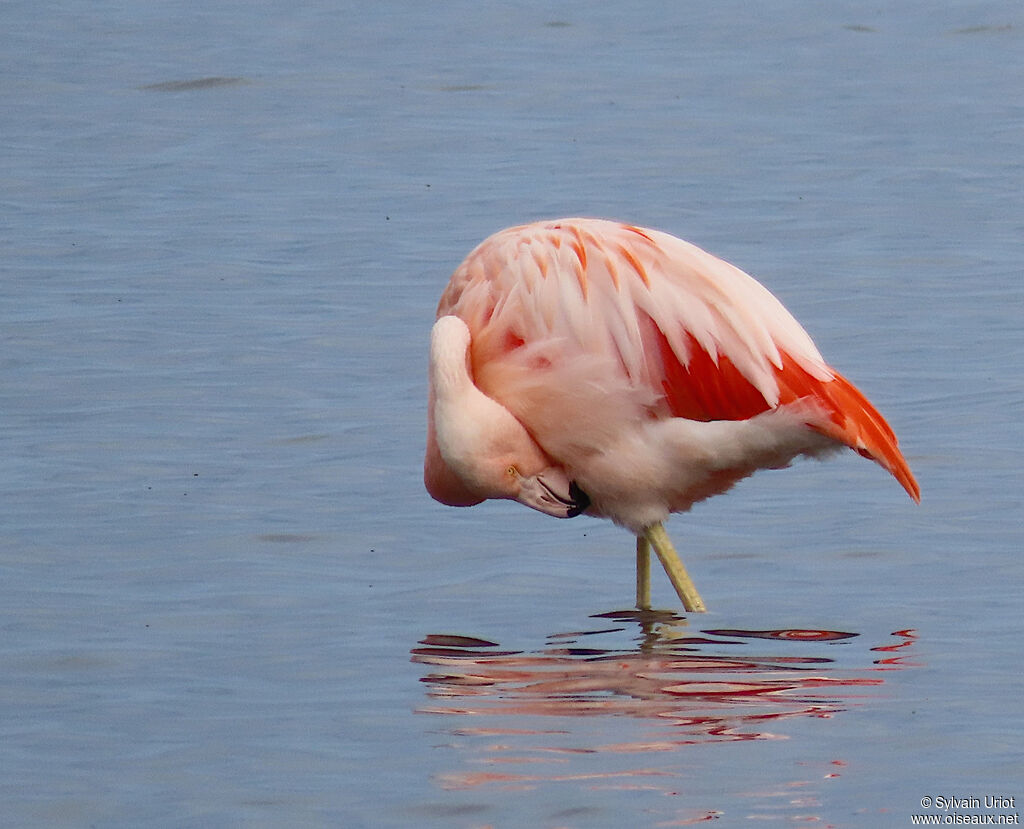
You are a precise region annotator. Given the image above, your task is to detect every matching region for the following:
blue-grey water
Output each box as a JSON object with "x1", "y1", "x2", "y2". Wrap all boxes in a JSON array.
[{"x1": 3, "y1": 2, "x2": 1022, "y2": 826}]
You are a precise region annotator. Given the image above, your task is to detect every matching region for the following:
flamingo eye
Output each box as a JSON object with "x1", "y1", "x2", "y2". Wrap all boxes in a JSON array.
[{"x1": 506, "y1": 465, "x2": 518, "y2": 477}]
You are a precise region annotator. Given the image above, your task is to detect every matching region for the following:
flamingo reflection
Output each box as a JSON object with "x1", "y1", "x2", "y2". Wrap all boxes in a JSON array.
[{"x1": 411, "y1": 613, "x2": 917, "y2": 796}]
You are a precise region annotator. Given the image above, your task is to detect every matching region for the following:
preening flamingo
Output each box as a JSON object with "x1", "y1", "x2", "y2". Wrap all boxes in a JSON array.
[{"x1": 425, "y1": 219, "x2": 919, "y2": 612}]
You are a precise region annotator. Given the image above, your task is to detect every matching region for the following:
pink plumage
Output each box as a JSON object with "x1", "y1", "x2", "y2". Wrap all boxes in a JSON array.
[{"x1": 425, "y1": 218, "x2": 918, "y2": 610}]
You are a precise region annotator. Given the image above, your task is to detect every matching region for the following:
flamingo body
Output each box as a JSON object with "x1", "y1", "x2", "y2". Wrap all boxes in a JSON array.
[{"x1": 425, "y1": 219, "x2": 918, "y2": 608}]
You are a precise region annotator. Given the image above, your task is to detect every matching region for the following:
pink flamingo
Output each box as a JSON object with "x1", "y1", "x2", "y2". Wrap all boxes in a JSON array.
[{"x1": 425, "y1": 219, "x2": 919, "y2": 612}]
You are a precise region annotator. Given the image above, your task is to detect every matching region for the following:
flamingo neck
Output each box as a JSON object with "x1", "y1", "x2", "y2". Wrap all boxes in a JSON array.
[{"x1": 429, "y1": 315, "x2": 474, "y2": 397}]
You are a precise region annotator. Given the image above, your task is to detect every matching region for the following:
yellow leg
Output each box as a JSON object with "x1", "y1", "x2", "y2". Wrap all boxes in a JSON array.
[
  {"x1": 643, "y1": 523, "x2": 707, "y2": 613},
  {"x1": 636, "y1": 536, "x2": 651, "y2": 610}
]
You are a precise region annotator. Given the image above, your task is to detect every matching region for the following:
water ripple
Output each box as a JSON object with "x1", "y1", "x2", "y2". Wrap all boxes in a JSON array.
[{"x1": 412, "y1": 614, "x2": 918, "y2": 802}]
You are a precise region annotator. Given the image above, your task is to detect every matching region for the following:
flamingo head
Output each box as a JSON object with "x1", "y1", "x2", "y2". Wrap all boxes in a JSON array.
[{"x1": 426, "y1": 315, "x2": 589, "y2": 519}]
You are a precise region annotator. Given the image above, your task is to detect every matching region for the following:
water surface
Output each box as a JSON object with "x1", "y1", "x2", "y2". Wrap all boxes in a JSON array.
[{"x1": 2, "y1": 1, "x2": 1022, "y2": 826}]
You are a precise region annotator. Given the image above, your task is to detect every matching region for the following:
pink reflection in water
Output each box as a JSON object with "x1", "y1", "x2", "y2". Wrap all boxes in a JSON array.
[{"x1": 411, "y1": 611, "x2": 918, "y2": 822}]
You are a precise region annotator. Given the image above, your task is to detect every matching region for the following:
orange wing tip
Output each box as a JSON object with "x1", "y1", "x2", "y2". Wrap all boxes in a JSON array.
[
  {"x1": 814, "y1": 371, "x2": 920, "y2": 503},
  {"x1": 885, "y1": 452, "x2": 921, "y2": 503},
  {"x1": 900, "y1": 467, "x2": 921, "y2": 503},
  {"x1": 857, "y1": 444, "x2": 920, "y2": 503}
]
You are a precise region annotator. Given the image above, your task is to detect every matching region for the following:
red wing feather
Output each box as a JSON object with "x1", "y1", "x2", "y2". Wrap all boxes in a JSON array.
[
  {"x1": 654, "y1": 327, "x2": 775, "y2": 422},
  {"x1": 652, "y1": 322, "x2": 920, "y2": 502}
]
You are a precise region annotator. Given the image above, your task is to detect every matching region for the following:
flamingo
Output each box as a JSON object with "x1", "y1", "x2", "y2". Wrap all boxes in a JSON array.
[{"x1": 424, "y1": 218, "x2": 919, "y2": 612}]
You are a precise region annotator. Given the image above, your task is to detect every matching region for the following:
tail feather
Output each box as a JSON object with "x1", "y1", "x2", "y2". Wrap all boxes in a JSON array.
[{"x1": 807, "y1": 369, "x2": 920, "y2": 503}]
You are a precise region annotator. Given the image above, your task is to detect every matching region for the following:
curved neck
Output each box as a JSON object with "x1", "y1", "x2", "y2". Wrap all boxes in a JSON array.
[{"x1": 429, "y1": 315, "x2": 474, "y2": 396}]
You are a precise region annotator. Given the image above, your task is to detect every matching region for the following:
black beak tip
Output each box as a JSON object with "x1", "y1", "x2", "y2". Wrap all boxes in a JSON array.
[{"x1": 566, "y1": 481, "x2": 590, "y2": 518}]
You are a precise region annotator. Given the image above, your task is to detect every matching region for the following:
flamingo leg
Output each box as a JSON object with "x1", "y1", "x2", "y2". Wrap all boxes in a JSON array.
[
  {"x1": 643, "y1": 523, "x2": 707, "y2": 613},
  {"x1": 635, "y1": 536, "x2": 651, "y2": 610}
]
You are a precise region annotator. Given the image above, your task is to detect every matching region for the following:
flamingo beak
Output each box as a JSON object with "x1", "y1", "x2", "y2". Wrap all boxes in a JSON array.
[{"x1": 515, "y1": 467, "x2": 590, "y2": 519}]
